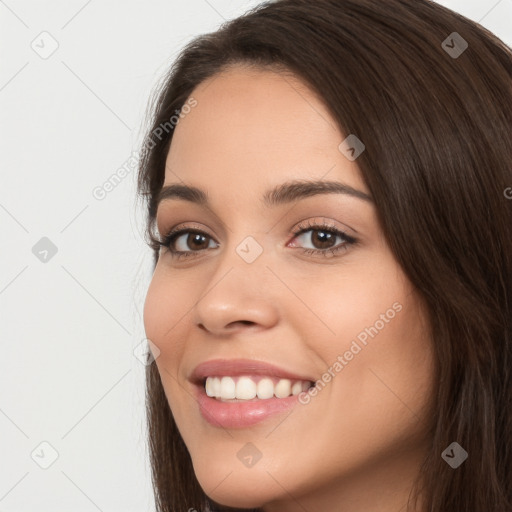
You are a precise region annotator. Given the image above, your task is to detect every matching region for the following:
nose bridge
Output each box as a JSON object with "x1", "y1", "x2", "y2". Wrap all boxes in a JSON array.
[
  {"x1": 191, "y1": 228, "x2": 279, "y2": 334},
  {"x1": 224, "y1": 219, "x2": 274, "y2": 278},
  {"x1": 218, "y1": 210, "x2": 271, "y2": 269}
]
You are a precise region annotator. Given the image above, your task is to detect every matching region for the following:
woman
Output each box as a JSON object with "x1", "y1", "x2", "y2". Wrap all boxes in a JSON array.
[{"x1": 137, "y1": 0, "x2": 512, "y2": 510}]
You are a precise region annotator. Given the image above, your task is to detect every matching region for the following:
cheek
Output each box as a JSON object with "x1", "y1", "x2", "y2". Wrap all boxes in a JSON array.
[
  {"x1": 143, "y1": 272, "x2": 186, "y2": 410},
  {"x1": 143, "y1": 265, "x2": 191, "y2": 339},
  {"x1": 142, "y1": 268, "x2": 188, "y2": 371},
  {"x1": 327, "y1": 289, "x2": 434, "y2": 444},
  {"x1": 296, "y1": 256, "x2": 434, "y2": 430},
  {"x1": 289, "y1": 256, "x2": 403, "y2": 355},
  {"x1": 142, "y1": 275, "x2": 166, "y2": 342}
]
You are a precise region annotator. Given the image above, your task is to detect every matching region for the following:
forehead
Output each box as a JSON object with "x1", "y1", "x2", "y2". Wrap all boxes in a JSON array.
[{"x1": 163, "y1": 66, "x2": 368, "y2": 205}]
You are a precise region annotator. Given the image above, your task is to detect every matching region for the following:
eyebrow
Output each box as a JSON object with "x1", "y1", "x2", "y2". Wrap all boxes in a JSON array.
[{"x1": 156, "y1": 179, "x2": 373, "y2": 211}]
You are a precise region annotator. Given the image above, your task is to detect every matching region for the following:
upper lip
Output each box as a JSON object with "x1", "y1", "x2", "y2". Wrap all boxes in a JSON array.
[{"x1": 190, "y1": 358, "x2": 315, "y2": 385}]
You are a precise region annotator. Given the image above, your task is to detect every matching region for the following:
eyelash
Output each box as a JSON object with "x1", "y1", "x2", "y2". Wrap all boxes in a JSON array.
[{"x1": 156, "y1": 219, "x2": 357, "y2": 261}]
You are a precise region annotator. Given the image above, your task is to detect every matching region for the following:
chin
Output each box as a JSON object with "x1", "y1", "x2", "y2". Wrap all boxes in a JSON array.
[{"x1": 193, "y1": 461, "x2": 274, "y2": 509}]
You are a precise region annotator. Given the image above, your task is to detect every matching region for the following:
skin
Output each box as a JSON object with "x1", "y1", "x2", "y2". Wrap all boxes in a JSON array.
[{"x1": 143, "y1": 65, "x2": 435, "y2": 511}]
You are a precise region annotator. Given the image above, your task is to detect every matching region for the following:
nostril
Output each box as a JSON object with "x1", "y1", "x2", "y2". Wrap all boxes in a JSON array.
[{"x1": 228, "y1": 320, "x2": 254, "y2": 328}]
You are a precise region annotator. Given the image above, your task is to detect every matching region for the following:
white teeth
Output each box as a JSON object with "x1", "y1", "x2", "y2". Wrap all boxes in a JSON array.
[
  {"x1": 205, "y1": 377, "x2": 214, "y2": 397},
  {"x1": 257, "y1": 378, "x2": 274, "y2": 399},
  {"x1": 213, "y1": 377, "x2": 221, "y2": 397},
  {"x1": 274, "y1": 379, "x2": 291, "y2": 398},
  {"x1": 236, "y1": 376, "x2": 257, "y2": 400},
  {"x1": 291, "y1": 381, "x2": 303, "y2": 395},
  {"x1": 220, "y1": 376, "x2": 236, "y2": 399},
  {"x1": 204, "y1": 375, "x2": 312, "y2": 400}
]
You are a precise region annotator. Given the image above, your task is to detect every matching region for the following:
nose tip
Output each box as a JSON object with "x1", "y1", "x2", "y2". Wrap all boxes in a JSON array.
[{"x1": 193, "y1": 265, "x2": 280, "y2": 336}]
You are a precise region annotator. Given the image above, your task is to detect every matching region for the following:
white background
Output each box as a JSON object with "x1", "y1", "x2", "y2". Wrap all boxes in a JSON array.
[{"x1": 1, "y1": 1, "x2": 511, "y2": 510}]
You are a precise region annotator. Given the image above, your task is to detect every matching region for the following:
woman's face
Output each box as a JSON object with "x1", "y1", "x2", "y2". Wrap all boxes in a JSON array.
[{"x1": 143, "y1": 66, "x2": 434, "y2": 511}]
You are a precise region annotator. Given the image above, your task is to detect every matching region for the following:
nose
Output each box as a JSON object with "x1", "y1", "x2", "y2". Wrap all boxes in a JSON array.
[{"x1": 192, "y1": 259, "x2": 280, "y2": 337}]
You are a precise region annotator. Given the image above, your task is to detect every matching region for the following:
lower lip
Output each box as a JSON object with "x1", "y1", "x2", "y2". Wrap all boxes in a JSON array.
[{"x1": 194, "y1": 383, "x2": 303, "y2": 428}]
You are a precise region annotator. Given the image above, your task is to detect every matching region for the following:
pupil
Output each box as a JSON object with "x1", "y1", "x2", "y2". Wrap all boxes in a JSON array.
[
  {"x1": 314, "y1": 230, "x2": 333, "y2": 248},
  {"x1": 190, "y1": 233, "x2": 207, "y2": 249}
]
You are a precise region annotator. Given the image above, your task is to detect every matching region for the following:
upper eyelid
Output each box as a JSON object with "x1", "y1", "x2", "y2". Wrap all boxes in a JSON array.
[
  {"x1": 157, "y1": 213, "x2": 357, "y2": 237},
  {"x1": 160, "y1": 220, "x2": 350, "y2": 239}
]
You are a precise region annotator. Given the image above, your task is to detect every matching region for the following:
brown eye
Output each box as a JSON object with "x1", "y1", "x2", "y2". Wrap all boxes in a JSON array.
[
  {"x1": 162, "y1": 229, "x2": 216, "y2": 254},
  {"x1": 299, "y1": 229, "x2": 338, "y2": 249},
  {"x1": 290, "y1": 222, "x2": 358, "y2": 258},
  {"x1": 177, "y1": 232, "x2": 211, "y2": 251}
]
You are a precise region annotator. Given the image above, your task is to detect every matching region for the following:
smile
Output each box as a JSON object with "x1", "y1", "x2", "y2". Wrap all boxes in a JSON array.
[
  {"x1": 205, "y1": 375, "x2": 313, "y2": 401},
  {"x1": 190, "y1": 358, "x2": 316, "y2": 428}
]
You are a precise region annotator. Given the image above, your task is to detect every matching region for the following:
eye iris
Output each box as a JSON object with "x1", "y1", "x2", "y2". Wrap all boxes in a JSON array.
[
  {"x1": 312, "y1": 230, "x2": 335, "y2": 249},
  {"x1": 188, "y1": 233, "x2": 209, "y2": 250}
]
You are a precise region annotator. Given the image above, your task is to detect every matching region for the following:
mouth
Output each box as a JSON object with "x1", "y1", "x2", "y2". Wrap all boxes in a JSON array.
[{"x1": 190, "y1": 359, "x2": 317, "y2": 428}]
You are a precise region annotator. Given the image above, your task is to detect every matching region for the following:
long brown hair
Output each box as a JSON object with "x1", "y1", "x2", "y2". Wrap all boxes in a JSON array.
[{"x1": 136, "y1": 1, "x2": 512, "y2": 510}]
